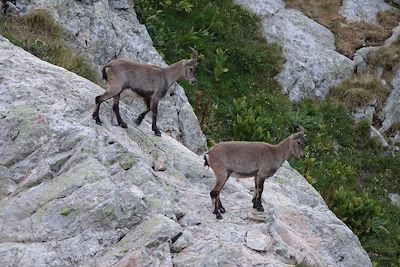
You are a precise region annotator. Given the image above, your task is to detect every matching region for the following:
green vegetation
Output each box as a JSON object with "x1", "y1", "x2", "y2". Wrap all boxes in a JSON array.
[
  {"x1": 134, "y1": 1, "x2": 400, "y2": 265},
  {"x1": 0, "y1": 10, "x2": 98, "y2": 83}
]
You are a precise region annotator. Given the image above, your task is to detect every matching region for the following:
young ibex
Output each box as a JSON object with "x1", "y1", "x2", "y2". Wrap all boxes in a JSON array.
[
  {"x1": 204, "y1": 129, "x2": 305, "y2": 219},
  {"x1": 92, "y1": 48, "x2": 198, "y2": 136}
]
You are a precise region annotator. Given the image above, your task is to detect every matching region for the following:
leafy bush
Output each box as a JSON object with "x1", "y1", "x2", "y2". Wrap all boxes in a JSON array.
[
  {"x1": 332, "y1": 186, "x2": 381, "y2": 236},
  {"x1": 214, "y1": 47, "x2": 229, "y2": 81}
]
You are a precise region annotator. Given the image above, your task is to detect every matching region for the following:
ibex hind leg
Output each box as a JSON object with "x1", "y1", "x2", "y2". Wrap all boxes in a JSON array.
[
  {"x1": 210, "y1": 169, "x2": 229, "y2": 219},
  {"x1": 255, "y1": 177, "x2": 266, "y2": 212}
]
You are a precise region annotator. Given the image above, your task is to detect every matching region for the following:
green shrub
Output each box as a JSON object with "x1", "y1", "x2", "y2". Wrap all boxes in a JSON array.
[
  {"x1": 332, "y1": 186, "x2": 381, "y2": 236},
  {"x1": 214, "y1": 47, "x2": 229, "y2": 81}
]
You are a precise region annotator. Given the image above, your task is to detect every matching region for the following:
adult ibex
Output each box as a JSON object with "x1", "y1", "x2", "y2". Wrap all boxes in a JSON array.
[
  {"x1": 92, "y1": 48, "x2": 198, "y2": 136},
  {"x1": 204, "y1": 129, "x2": 306, "y2": 219}
]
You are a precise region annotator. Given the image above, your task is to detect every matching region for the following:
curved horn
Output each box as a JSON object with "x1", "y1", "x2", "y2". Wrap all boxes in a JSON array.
[{"x1": 188, "y1": 47, "x2": 198, "y2": 61}]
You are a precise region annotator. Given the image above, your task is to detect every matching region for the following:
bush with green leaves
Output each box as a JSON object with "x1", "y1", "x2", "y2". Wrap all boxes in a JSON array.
[
  {"x1": 214, "y1": 47, "x2": 229, "y2": 81},
  {"x1": 332, "y1": 186, "x2": 381, "y2": 236}
]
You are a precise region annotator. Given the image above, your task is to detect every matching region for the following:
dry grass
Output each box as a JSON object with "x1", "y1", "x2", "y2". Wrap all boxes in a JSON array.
[
  {"x1": 330, "y1": 73, "x2": 391, "y2": 110},
  {"x1": 285, "y1": 0, "x2": 342, "y2": 27},
  {"x1": 284, "y1": 0, "x2": 400, "y2": 58},
  {"x1": 368, "y1": 45, "x2": 400, "y2": 72},
  {"x1": 0, "y1": 10, "x2": 99, "y2": 83},
  {"x1": 386, "y1": 122, "x2": 400, "y2": 137}
]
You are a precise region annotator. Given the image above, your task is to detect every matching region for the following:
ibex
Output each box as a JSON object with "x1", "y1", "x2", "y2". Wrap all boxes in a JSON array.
[
  {"x1": 204, "y1": 129, "x2": 306, "y2": 219},
  {"x1": 92, "y1": 48, "x2": 198, "y2": 136}
]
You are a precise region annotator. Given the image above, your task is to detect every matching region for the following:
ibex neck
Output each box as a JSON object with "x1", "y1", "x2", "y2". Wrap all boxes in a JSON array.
[
  {"x1": 275, "y1": 136, "x2": 291, "y2": 165},
  {"x1": 163, "y1": 60, "x2": 184, "y2": 87}
]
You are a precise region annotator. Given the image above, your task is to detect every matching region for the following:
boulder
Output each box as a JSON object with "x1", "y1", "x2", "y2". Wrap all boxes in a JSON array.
[
  {"x1": 352, "y1": 99, "x2": 377, "y2": 124},
  {"x1": 380, "y1": 69, "x2": 400, "y2": 135},
  {"x1": 340, "y1": 0, "x2": 393, "y2": 24},
  {"x1": 370, "y1": 126, "x2": 389, "y2": 147},
  {"x1": 389, "y1": 193, "x2": 400, "y2": 207},
  {"x1": 234, "y1": 0, "x2": 355, "y2": 102}
]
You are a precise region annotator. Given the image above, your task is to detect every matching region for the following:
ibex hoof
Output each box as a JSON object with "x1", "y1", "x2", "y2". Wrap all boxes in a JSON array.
[
  {"x1": 219, "y1": 207, "x2": 226, "y2": 213},
  {"x1": 216, "y1": 214, "x2": 223, "y2": 220},
  {"x1": 257, "y1": 206, "x2": 264, "y2": 212},
  {"x1": 95, "y1": 120, "x2": 102, "y2": 125},
  {"x1": 120, "y1": 122, "x2": 128, "y2": 128},
  {"x1": 154, "y1": 130, "x2": 161, "y2": 137},
  {"x1": 135, "y1": 118, "x2": 142, "y2": 125}
]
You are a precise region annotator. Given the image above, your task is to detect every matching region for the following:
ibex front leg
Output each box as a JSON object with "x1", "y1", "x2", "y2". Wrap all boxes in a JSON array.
[
  {"x1": 150, "y1": 96, "x2": 161, "y2": 136},
  {"x1": 136, "y1": 96, "x2": 151, "y2": 125},
  {"x1": 112, "y1": 94, "x2": 127, "y2": 128}
]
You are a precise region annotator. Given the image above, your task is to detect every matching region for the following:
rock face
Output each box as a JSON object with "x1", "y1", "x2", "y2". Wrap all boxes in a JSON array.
[
  {"x1": 13, "y1": 0, "x2": 207, "y2": 154},
  {"x1": 0, "y1": 36, "x2": 371, "y2": 266},
  {"x1": 234, "y1": 0, "x2": 355, "y2": 102},
  {"x1": 340, "y1": 0, "x2": 393, "y2": 23},
  {"x1": 380, "y1": 69, "x2": 400, "y2": 141}
]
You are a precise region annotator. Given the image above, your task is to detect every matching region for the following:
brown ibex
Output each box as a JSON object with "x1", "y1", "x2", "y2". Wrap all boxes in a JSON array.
[
  {"x1": 92, "y1": 48, "x2": 198, "y2": 136},
  {"x1": 204, "y1": 129, "x2": 306, "y2": 219}
]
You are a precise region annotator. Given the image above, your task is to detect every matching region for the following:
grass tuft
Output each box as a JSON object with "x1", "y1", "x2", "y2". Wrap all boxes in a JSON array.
[
  {"x1": 0, "y1": 10, "x2": 99, "y2": 83},
  {"x1": 330, "y1": 74, "x2": 390, "y2": 113}
]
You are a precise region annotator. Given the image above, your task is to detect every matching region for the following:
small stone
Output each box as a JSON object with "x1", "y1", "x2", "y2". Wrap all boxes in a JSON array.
[
  {"x1": 389, "y1": 193, "x2": 400, "y2": 207},
  {"x1": 153, "y1": 157, "x2": 167, "y2": 171},
  {"x1": 245, "y1": 229, "x2": 273, "y2": 252}
]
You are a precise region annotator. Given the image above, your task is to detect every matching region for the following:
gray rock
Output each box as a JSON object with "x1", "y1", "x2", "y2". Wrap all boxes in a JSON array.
[
  {"x1": 384, "y1": 23, "x2": 400, "y2": 46},
  {"x1": 370, "y1": 126, "x2": 389, "y2": 147},
  {"x1": 389, "y1": 193, "x2": 400, "y2": 207},
  {"x1": 0, "y1": 36, "x2": 371, "y2": 267},
  {"x1": 13, "y1": 0, "x2": 207, "y2": 154},
  {"x1": 246, "y1": 229, "x2": 273, "y2": 252},
  {"x1": 234, "y1": 0, "x2": 355, "y2": 102},
  {"x1": 340, "y1": 0, "x2": 393, "y2": 24},
  {"x1": 0, "y1": 166, "x2": 16, "y2": 198},
  {"x1": 351, "y1": 99, "x2": 377, "y2": 124},
  {"x1": 3, "y1": 1, "x2": 21, "y2": 15},
  {"x1": 380, "y1": 69, "x2": 400, "y2": 135}
]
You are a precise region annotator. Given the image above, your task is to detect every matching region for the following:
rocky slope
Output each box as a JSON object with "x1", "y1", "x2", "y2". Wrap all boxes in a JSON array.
[
  {"x1": 8, "y1": 0, "x2": 207, "y2": 154},
  {"x1": 0, "y1": 36, "x2": 371, "y2": 266},
  {"x1": 235, "y1": 0, "x2": 400, "y2": 144},
  {"x1": 234, "y1": 0, "x2": 355, "y2": 102}
]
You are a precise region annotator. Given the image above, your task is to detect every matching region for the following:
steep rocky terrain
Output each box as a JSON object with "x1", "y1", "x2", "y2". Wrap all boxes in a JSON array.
[
  {"x1": 234, "y1": 0, "x2": 355, "y2": 102},
  {"x1": 5, "y1": 0, "x2": 207, "y2": 154},
  {"x1": 0, "y1": 36, "x2": 372, "y2": 266},
  {"x1": 235, "y1": 0, "x2": 400, "y2": 145}
]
